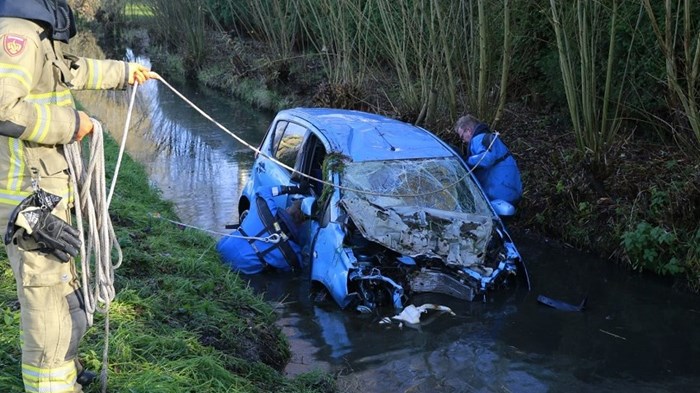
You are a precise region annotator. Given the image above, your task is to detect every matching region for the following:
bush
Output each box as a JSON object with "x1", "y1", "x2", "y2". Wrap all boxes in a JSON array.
[{"x1": 621, "y1": 221, "x2": 684, "y2": 275}]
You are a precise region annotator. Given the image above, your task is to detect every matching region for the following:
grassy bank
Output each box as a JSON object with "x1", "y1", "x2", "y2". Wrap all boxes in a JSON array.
[{"x1": 0, "y1": 134, "x2": 335, "y2": 392}]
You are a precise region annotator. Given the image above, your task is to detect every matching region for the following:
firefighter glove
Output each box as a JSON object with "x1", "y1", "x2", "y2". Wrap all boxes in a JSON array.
[
  {"x1": 128, "y1": 62, "x2": 158, "y2": 85},
  {"x1": 15, "y1": 207, "x2": 81, "y2": 262}
]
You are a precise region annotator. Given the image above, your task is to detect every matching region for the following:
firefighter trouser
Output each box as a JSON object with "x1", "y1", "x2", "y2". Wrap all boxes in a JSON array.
[{"x1": 7, "y1": 227, "x2": 88, "y2": 393}]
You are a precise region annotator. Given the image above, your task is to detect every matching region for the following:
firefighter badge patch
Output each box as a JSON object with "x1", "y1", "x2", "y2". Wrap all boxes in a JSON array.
[{"x1": 3, "y1": 34, "x2": 27, "y2": 57}]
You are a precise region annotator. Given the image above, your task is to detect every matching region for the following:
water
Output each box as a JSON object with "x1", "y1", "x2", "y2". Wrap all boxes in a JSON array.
[
  {"x1": 74, "y1": 56, "x2": 272, "y2": 234},
  {"x1": 75, "y1": 70, "x2": 700, "y2": 393}
]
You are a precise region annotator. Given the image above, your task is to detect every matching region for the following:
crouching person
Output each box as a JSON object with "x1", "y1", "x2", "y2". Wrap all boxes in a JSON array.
[
  {"x1": 217, "y1": 185, "x2": 309, "y2": 274},
  {"x1": 454, "y1": 115, "x2": 523, "y2": 215}
]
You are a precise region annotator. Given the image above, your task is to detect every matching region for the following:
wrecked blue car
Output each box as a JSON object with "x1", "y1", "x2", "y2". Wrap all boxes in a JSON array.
[{"x1": 237, "y1": 108, "x2": 524, "y2": 311}]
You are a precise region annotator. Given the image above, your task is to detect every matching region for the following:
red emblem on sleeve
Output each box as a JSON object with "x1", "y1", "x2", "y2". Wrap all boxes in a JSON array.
[{"x1": 3, "y1": 34, "x2": 27, "y2": 57}]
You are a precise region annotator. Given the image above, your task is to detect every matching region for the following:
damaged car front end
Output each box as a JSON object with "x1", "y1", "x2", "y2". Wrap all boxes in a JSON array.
[{"x1": 309, "y1": 156, "x2": 521, "y2": 311}]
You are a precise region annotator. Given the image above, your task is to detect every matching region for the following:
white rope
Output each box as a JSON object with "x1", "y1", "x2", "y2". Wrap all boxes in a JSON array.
[
  {"x1": 149, "y1": 213, "x2": 281, "y2": 242},
  {"x1": 64, "y1": 87, "x2": 134, "y2": 392},
  {"x1": 149, "y1": 213, "x2": 282, "y2": 243},
  {"x1": 107, "y1": 80, "x2": 139, "y2": 207},
  {"x1": 65, "y1": 120, "x2": 123, "y2": 325}
]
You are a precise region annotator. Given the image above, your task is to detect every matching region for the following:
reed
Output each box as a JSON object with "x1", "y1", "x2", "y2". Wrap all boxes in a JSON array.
[
  {"x1": 374, "y1": 0, "x2": 429, "y2": 119},
  {"x1": 643, "y1": 0, "x2": 700, "y2": 148},
  {"x1": 372, "y1": 0, "x2": 494, "y2": 124},
  {"x1": 494, "y1": 0, "x2": 511, "y2": 127},
  {"x1": 295, "y1": 0, "x2": 374, "y2": 90},
  {"x1": 549, "y1": 0, "x2": 634, "y2": 168},
  {"x1": 441, "y1": 0, "x2": 512, "y2": 126},
  {"x1": 146, "y1": 0, "x2": 208, "y2": 70},
  {"x1": 198, "y1": 0, "x2": 510, "y2": 127},
  {"x1": 225, "y1": 0, "x2": 300, "y2": 61}
]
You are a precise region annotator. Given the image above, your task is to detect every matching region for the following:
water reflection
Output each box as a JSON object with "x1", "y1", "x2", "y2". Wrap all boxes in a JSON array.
[{"x1": 331, "y1": 235, "x2": 700, "y2": 393}]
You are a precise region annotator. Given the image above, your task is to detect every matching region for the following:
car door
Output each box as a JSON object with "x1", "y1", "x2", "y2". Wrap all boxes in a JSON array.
[
  {"x1": 290, "y1": 133, "x2": 328, "y2": 251},
  {"x1": 308, "y1": 171, "x2": 357, "y2": 309}
]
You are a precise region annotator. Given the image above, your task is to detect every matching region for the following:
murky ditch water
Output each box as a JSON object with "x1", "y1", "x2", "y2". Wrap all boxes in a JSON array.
[{"x1": 75, "y1": 58, "x2": 700, "y2": 393}]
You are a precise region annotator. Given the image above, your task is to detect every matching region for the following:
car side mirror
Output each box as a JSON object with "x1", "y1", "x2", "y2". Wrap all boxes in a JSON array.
[{"x1": 301, "y1": 196, "x2": 316, "y2": 216}]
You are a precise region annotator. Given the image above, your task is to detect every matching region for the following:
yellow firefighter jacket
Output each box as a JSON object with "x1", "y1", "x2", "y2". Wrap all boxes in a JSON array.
[{"x1": 0, "y1": 17, "x2": 128, "y2": 236}]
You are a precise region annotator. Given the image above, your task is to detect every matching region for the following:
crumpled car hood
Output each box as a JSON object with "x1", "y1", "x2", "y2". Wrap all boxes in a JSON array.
[{"x1": 341, "y1": 197, "x2": 493, "y2": 267}]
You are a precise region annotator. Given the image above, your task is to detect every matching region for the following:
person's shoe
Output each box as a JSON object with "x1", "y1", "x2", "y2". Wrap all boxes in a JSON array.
[
  {"x1": 77, "y1": 369, "x2": 97, "y2": 387},
  {"x1": 490, "y1": 199, "x2": 516, "y2": 217}
]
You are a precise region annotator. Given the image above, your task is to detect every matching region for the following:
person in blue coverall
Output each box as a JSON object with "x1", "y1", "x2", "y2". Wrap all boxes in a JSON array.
[
  {"x1": 217, "y1": 185, "x2": 307, "y2": 274},
  {"x1": 454, "y1": 115, "x2": 523, "y2": 207}
]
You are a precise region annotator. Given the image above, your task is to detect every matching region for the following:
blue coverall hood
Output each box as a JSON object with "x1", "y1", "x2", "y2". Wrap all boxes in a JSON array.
[
  {"x1": 473, "y1": 122, "x2": 490, "y2": 137},
  {"x1": 0, "y1": 0, "x2": 76, "y2": 43}
]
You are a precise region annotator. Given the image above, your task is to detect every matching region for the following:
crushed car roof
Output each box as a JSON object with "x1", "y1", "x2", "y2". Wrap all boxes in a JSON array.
[{"x1": 280, "y1": 108, "x2": 455, "y2": 162}]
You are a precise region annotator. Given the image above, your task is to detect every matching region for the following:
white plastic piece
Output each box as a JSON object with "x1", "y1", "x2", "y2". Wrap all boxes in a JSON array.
[{"x1": 391, "y1": 303, "x2": 456, "y2": 325}]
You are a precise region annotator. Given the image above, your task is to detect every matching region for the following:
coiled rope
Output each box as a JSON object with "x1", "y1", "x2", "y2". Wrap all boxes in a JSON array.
[
  {"x1": 63, "y1": 83, "x2": 141, "y2": 392},
  {"x1": 64, "y1": 120, "x2": 122, "y2": 392},
  {"x1": 65, "y1": 118, "x2": 123, "y2": 326}
]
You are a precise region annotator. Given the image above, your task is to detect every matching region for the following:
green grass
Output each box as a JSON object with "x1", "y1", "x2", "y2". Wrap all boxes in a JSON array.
[{"x1": 0, "y1": 134, "x2": 335, "y2": 392}]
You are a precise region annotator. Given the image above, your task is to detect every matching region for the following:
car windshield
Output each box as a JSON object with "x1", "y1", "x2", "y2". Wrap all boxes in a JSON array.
[{"x1": 341, "y1": 157, "x2": 491, "y2": 215}]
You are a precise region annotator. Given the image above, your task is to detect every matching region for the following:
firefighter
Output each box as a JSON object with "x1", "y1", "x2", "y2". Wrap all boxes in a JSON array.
[
  {"x1": 454, "y1": 114, "x2": 523, "y2": 208},
  {"x1": 216, "y1": 185, "x2": 309, "y2": 274},
  {"x1": 0, "y1": 1, "x2": 155, "y2": 391}
]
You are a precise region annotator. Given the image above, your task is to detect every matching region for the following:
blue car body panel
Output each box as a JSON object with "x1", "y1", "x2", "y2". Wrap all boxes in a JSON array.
[
  {"x1": 238, "y1": 108, "x2": 523, "y2": 310},
  {"x1": 311, "y1": 222, "x2": 356, "y2": 308},
  {"x1": 282, "y1": 108, "x2": 454, "y2": 161}
]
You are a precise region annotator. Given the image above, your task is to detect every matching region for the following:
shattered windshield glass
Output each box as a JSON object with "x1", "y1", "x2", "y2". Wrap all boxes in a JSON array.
[
  {"x1": 341, "y1": 157, "x2": 491, "y2": 214},
  {"x1": 339, "y1": 158, "x2": 494, "y2": 267}
]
